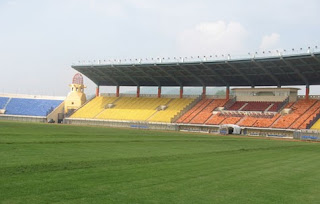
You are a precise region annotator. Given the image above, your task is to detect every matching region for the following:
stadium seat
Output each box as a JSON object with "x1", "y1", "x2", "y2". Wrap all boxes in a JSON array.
[
  {"x1": 0, "y1": 97, "x2": 10, "y2": 109},
  {"x1": 148, "y1": 98, "x2": 194, "y2": 122},
  {"x1": 272, "y1": 99, "x2": 317, "y2": 129},
  {"x1": 177, "y1": 99, "x2": 213, "y2": 123},
  {"x1": 5, "y1": 98, "x2": 63, "y2": 116},
  {"x1": 72, "y1": 96, "x2": 195, "y2": 123},
  {"x1": 228, "y1": 101, "x2": 281, "y2": 112},
  {"x1": 187, "y1": 99, "x2": 228, "y2": 124}
]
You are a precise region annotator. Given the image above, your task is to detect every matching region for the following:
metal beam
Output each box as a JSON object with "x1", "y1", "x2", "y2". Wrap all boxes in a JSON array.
[
  {"x1": 201, "y1": 63, "x2": 229, "y2": 86},
  {"x1": 252, "y1": 60, "x2": 280, "y2": 86},
  {"x1": 133, "y1": 66, "x2": 160, "y2": 86},
  {"x1": 298, "y1": 58, "x2": 320, "y2": 78},
  {"x1": 92, "y1": 67, "x2": 119, "y2": 85},
  {"x1": 281, "y1": 57, "x2": 309, "y2": 85},
  {"x1": 179, "y1": 64, "x2": 205, "y2": 86},
  {"x1": 311, "y1": 53, "x2": 320, "y2": 64},
  {"x1": 111, "y1": 66, "x2": 139, "y2": 86},
  {"x1": 155, "y1": 65, "x2": 182, "y2": 86},
  {"x1": 225, "y1": 62, "x2": 254, "y2": 86}
]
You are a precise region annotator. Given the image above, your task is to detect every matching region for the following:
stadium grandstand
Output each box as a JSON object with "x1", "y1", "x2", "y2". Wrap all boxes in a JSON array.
[
  {"x1": 0, "y1": 93, "x2": 64, "y2": 122},
  {"x1": 3, "y1": 49, "x2": 320, "y2": 140},
  {"x1": 66, "y1": 50, "x2": 320, "y2": 139}
]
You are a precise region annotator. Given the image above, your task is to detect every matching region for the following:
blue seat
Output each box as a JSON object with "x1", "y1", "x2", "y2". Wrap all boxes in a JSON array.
[
  {"x1": 5, "y1": 98, "x2": 63, "y2": 116},
  {"x1": 0, "y1": 97, "x2": 9, "y2": 109}
]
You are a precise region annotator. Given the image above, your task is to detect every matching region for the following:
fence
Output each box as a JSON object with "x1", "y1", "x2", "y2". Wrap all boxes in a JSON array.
[{"x1": 294, "y1": 130, "x2": 320, "y2": 141}]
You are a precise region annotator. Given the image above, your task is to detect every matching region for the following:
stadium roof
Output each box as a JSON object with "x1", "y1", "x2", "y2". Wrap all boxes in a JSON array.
[{"x1": 72, "y1": 52, "x2": 320, "y2": 87}]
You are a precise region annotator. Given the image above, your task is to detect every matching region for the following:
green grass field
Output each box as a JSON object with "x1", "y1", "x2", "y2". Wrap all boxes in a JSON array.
[{"x1": 1, "y1": 121, "x2": 320, "y2": 203}]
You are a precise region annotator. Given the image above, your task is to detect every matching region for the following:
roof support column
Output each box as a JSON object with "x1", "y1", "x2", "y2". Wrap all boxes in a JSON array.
[
  {"x1": 96, "y1": 86, "x2": 100, "y2": 97},
  {"x1": 158, "y1": 86, "x2": 161, "y2": 98},
  {"x1": 116, "y1": 86, "x2": 120, "y2": 97},
  {"x1": 226, "y1": 86, "x2": 230, "y2": 100},
  {"x1": 202, "y1": 86, "x2": 206, "y2": 99},
  {"x1": 306, "y1": 85, "x2": 310, "y2": 101},
  {"x1": 137, "y1": 86, "x2": 140, "y2": 98},
  {"x1": 180, "y1": 86, "x2": 183, "y2": 99}
]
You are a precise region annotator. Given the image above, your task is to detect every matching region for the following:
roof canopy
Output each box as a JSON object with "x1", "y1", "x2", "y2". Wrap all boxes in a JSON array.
[{"x1": 72, "y1": 52, "x2": 320, "y2": 87}]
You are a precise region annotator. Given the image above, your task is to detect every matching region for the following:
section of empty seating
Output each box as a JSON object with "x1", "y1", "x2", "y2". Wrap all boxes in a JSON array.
[
  {"x1": 0, "y1": 97, "x2": 10, "y2": 109},
  {"x1": 253, "y1": 114, "x2": 281, "y2": 128},
  {"x1": 189, "y1": 99, "x2": 228, "y2": 124},
  {"x1": 290, "y1": 100, "x2": 320, "y2": 129},
  {"x1": 176, "y1": 99, "x2": 212, "y2": 123},
  {"x1": 228, "y1": 102, "x2": 246, "y2": 111},
  {"x1": 272, "y1": 99, "x2": 317, "y2": 129},
  {"x1": 72, "y1": 96, "x2": 194, "y2": 123},
  {"x1": 97, "y1": 97, "x2": 172, "y2": 121},
  {"x1": 243, "y1": 102, "x2": 272, "y2": 111},
  {"x1": 220, "y1": 117, "x2": 241, "y2": 125},
  {"x1": 238, "y1": 117, "x2": 257, "y2": 127},
  {"x1": 227, "y1": 101, "x2": 281, "y2": 112},
  {"x1": 205, "y1": 114, "x2": 226, "y2": 125},
  {"x1": 4, "y1": 98, "x2": 63, "y2": 116},
  {"x1": 148, "y1": 98, "x2": 194, "y2": 122},
  {"x1": 267, "y1": 102, "x2": 282, "y2": 112},
  {"x1": 71, "y1": 96, "x2": 117, "y2": 118}
]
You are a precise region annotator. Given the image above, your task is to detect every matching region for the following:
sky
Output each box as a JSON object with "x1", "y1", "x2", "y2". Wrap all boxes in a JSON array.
[{"x1": 0, "y1": 0, "x2": 320, "y2": 96}]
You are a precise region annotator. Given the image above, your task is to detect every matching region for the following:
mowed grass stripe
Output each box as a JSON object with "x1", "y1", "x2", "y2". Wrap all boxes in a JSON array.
[{"x1": 0, "y1": 121, "x2": 320, "y2": 203}]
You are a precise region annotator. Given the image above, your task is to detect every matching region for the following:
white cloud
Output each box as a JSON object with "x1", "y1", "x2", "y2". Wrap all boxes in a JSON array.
[
  {"x1": 259, "y1": 33, "x2": 280, "y2": 51},
  {"x1": 177, "y1": 21, "x2": 249, "y2": 56}
]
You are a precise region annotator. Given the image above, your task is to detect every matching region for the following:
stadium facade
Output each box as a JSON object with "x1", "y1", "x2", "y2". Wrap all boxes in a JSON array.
[{"x1": 2, "y1": 51, "x2": 320, "y2": 141}]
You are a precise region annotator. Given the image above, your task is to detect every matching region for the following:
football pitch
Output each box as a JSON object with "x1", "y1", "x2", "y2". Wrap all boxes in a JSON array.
[{"x1": 1, "y1": 121, "x2": 320, "y2": 203}]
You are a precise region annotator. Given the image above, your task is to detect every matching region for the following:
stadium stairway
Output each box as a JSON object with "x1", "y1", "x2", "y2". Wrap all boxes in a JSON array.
[
  {"x1": 187, "y1": 99, "x2": 228, "y2": 124},
  {"x1": 176, "y1": 99, "x2": 213, "y2": 123}
]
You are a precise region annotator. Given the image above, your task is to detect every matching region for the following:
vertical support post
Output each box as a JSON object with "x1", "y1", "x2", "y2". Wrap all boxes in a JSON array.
[
  {"x1": 95, "y1": 86, "x2": 99, "y2": 97},
  {"x1": 116, "y1": 85, "x2": 120, "y2": 97},
  {"x1": 202, "y1": 86, "x2": 206, "y2": 99},
  {"x1": 306, "y1": 85, "x2": 310, "y2": 100},
  {"x1": 226, "y1": 86, "x2": 230, "y2": 100},
  {"x1": 158, "y1": 86, "x2": 161, "y2": 98},
  {"x1": 137, "y1": 86, "x2": 140, "y2": 98},
  {"x1": 180, "y1": 86, "x2": 183, "y2": 99}
]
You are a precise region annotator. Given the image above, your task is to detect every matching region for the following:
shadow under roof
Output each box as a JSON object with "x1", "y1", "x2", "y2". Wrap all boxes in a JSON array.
[{"x1": 72, "y1": 52, "x2": 320, "y2": 87}]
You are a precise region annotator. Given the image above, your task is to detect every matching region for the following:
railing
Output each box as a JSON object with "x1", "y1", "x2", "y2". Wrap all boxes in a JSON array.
[
  {"x1": 277, "y1": 97, "x2": 289, "y2": 112},
  {"x1": 224, "y1": 96, "x2": 236, "y2": 110},
  {"x1": 219, "y1": 110, "x2": 276, "y2": 118},
  {"x1": 298, "y1": 95, "x2": 320, "y2": 99},
  {"x1": 72, "y1": 48, "x2": 320, "y2": 66}
]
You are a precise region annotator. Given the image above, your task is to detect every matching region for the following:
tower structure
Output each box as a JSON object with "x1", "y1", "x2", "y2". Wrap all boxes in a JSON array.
[{"x1": 64, "y1": 73, "x2": 87, "y2": 114}]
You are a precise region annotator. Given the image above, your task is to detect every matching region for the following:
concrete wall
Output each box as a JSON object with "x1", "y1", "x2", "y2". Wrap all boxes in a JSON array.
[
  {"x1": 47, "y1": 101, "x2": 65, "y2": 123},
  {"x1": 236, "y1": 95, "x2": 287, "y2": 102},
  {"x1": 0, "y1": 115, "x2": 46, "y2": 123},
  {"x1": 64, "y1": 118, "x2": 178, "y2": 131}
]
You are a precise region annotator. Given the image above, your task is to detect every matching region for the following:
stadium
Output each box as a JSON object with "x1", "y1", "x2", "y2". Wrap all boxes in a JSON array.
[
  {"x1": 2, "y1": 50, "x2": 320, "y2": 140},
  {"x1": 2, "y1": 50, "x2": 320, "y2": 203},
  {"x1": 1, "y1": 1, "x2": 320, "y2": 201}
]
